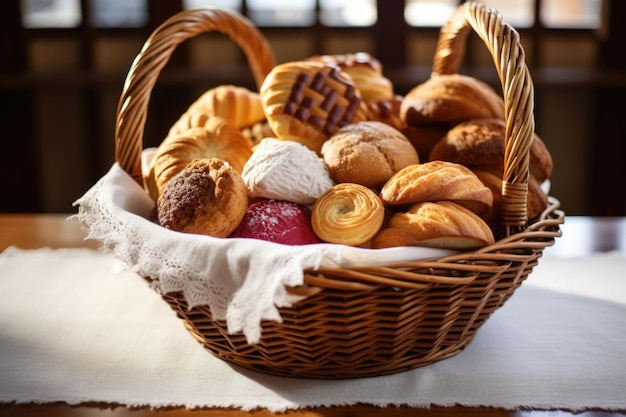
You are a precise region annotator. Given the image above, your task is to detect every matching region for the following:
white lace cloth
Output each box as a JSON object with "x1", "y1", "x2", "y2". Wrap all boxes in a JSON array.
[{"x1": 73, "y1": 163, "x2": 454, "y2": 343}]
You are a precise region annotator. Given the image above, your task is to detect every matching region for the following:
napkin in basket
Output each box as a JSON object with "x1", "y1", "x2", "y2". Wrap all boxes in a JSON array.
[{"x1": 73, "y1": 163, "x2": 454, "y2": 343}]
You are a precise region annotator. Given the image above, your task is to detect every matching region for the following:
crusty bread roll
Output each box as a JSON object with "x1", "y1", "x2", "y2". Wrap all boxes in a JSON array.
[
  {"x1": 260, "y1": 60, "x2": 369, "y2": 154},
  {"x1": 380, "y1": 160, "x2": 493, "y2": 215},
  {"x1": 371, "y1": 201, "x2": 495, "y2": 250},
  {"x1": 321, "y1": 121, "x2": 420, "y2": 189},
  {"x1": 472, "y1": 168, "x2": 549, "y2": 226},
  {"x1": 156, "y1": 158, "x2": 248, "y2": 238},
  {"x1": 169, "y1": 85, "x2": 266, "y2": 135},
  {"x1": 400, "y1": 74, "x2": 504, "y2": 125},
  {"x1": 307, "y1": 53, "x2": 395, "y2": 102},
  {"x1": 428, "y1": 118, "x2": 553, "y2": 182},
  {"x1": 312, "y1": 183, "x2": 385, "y2": 246},
  {"x1": 147, "y1": 118, "x2": 253, "y2": 200}
]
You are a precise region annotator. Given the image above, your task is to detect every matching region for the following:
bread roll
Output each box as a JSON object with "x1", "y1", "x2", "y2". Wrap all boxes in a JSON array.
[
  {"x1": 156, "y1": 158, "x2": 248, "y2": 238},
  {"x1": 371, "y1": 201, "x2": 495, "y2": 250},
  {"x1": 321, "y1": 121, "x2": 420, "y2": 189},
  {"x1": 380, "y1": 160, "x2": 493, "y2": 215},
  {"x1": 169, "y1": 85, "x2": 266, "y2": 135},
  {"x1": 400, "y1": 74, "x2": 504, "y2": 125},
  {"x1": 260, "y1": 60, "x2": 369, "y2": 154},
  {"x1": 429, "y1": 118, "x2": 553, "y2": 182},
  {"x1": 147, "y1": 118, "x2": 253, "y2": 200},
  {"x1": 312, "y1": 183, "x2": 385, "y2": 246}
]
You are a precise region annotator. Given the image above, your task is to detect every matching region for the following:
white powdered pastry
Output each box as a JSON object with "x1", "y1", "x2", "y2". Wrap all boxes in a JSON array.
[{"x1": 242, "y1": 138, "x2": 335, "y2": 205}]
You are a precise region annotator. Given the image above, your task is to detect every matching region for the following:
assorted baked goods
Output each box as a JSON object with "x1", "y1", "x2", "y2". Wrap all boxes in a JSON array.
[{"x1": 145, "y1": 52, "x2": 553, "y2": 252}]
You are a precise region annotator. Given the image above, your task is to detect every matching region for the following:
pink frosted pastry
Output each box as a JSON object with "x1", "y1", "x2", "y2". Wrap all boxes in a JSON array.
[{"x1": 231, "y1": 200, "x2": 320, "y2": 245}]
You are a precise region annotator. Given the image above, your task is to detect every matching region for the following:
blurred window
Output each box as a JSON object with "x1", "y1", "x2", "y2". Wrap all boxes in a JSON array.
[
  {"x1": 404, "y1": 0, "x2": 602, "y2": 29},
  {"x1": 182, "y1": 0, "x2": 242, "y2": 12},
  {"x1": 89, "y1": 0, "x2": 148, "y2": 28},
  {"x1": 404, "y1": 0, "x2": 457, "y2": 27},
  {"x1": 319, "y1": 0, "x2": 376, "y2": 27},
  {"x1": 540, "y1": 0, "x2": 602, "y2": 28},
  {"x1": 20, "y1": 0, "x2": 604, "y2": 30},
  {"x1": 21, "y1": 0, "x2": 81, "y2": 28},
  {"x1": 245, "y1": 0, "x2": 316, "y2": 26}
]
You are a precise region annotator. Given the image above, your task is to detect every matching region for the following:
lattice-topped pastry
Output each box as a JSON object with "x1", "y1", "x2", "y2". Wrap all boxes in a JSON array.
[{"x1": 260, "y1": 61, "x2": 368, "y2": 154}]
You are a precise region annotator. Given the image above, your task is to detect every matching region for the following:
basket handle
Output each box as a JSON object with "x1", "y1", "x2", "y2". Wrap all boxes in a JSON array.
[
  {"x1": 432, "y1": 2, "x2": 534, "y2": 231},
  {"x1": 114, "y1": 8, "x2": 276, "y2": 185}
]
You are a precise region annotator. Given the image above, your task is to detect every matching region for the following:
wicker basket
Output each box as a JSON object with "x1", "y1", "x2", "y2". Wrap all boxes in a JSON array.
[{"x1": 114, "y1": 2, "x2": 564, "y2": 379}]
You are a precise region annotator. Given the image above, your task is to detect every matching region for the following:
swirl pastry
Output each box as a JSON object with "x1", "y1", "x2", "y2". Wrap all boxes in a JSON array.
[
  {"x1": 371, "y1": 201, "x2": 495, "y2": 250},
  {"x1": 156, "y1": 158, "x2": 248, "y2": 238},
  {"x1": 260, "y1": 60, "x2": 369, "y2": 153},
  {"x1": 312, "y1": 183, "x2": 385, "y2": 246},
  {"x1": 146, "y1": 117, "x2": 253, "y2": 200}
]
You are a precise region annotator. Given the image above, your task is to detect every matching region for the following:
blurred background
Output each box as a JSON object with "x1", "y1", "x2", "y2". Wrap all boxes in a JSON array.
[{"x1": 1, "y1": 0, "x2": 625, "y2": 215}]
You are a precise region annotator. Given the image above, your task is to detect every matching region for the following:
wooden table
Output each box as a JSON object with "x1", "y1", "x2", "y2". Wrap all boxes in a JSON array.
[{"x1": 1, "y1": 213, "x2": 624, "y2": 417}]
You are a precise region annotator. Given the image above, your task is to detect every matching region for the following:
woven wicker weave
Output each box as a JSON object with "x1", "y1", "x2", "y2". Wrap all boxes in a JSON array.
[{"x1": 114, "y1": 3, "x2": 564, "y2": 379}]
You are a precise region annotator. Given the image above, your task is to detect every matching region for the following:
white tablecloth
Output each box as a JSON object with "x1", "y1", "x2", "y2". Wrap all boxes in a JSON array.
[{"x1": 1, "y1": 246, "x2": 625, "y2": 412}]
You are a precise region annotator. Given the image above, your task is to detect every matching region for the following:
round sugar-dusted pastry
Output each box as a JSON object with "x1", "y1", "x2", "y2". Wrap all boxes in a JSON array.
[
  {"x1": 260, "y1": 60, "x2": 369, "y2": 154},
  {"x1": 312, "y1": 183, "x2": 385, "y2": 246},
  {"x1": 231, "y1": 200, "x2": 320, "y2": 245}
]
